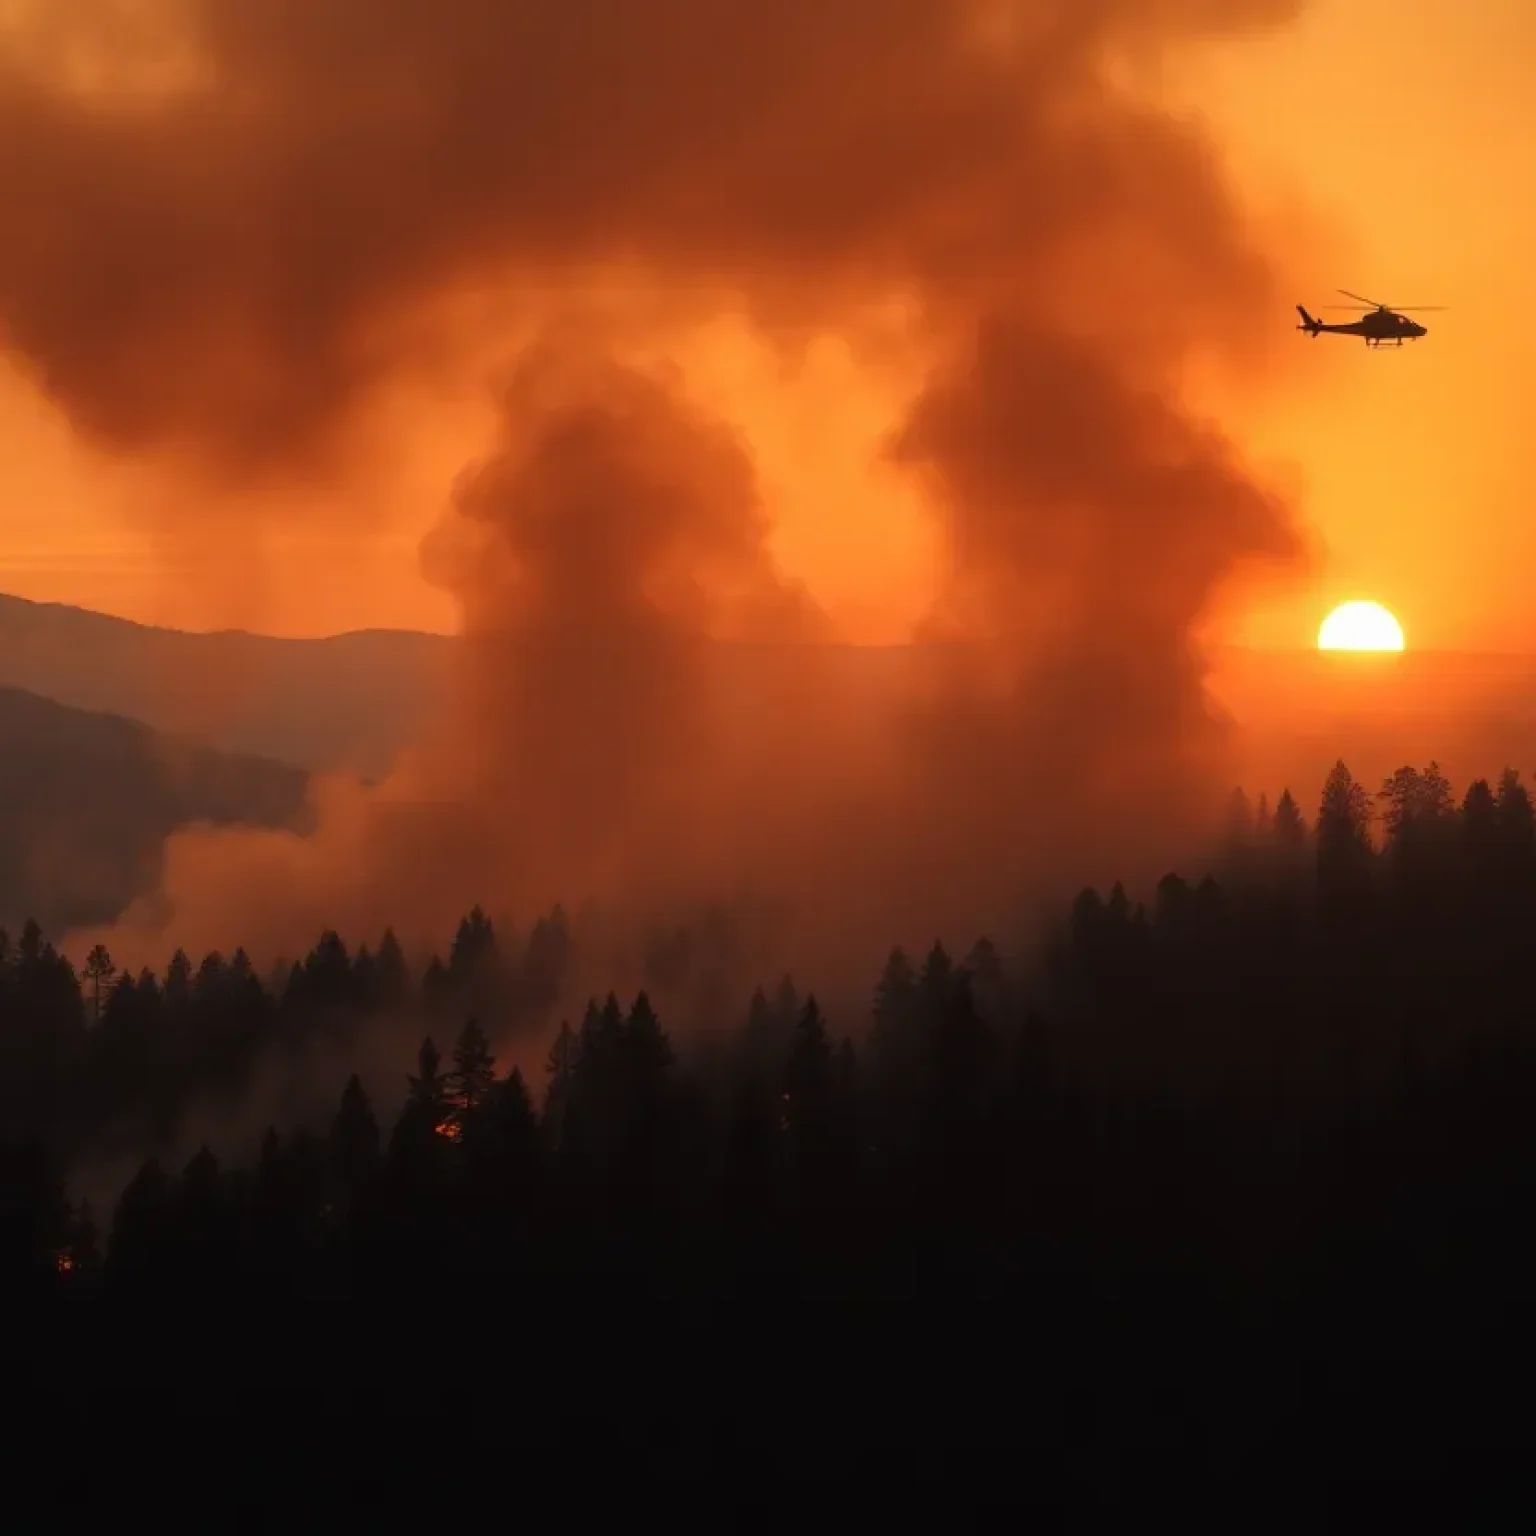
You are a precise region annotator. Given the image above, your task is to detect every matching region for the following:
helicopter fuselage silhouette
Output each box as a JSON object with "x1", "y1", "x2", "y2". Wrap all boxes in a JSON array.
[{"x1": 1296, "y1": 289, "x2": 1443, "y2": 347}]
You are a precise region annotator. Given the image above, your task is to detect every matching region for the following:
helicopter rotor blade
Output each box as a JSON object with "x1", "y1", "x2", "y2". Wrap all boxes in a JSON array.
[
  {"x1": 1321, "y1": 302, "x2": 1447, "y2": 316},
  {"x1": 1334, "y1": 288, "x2": 1448, "y2": 314}
]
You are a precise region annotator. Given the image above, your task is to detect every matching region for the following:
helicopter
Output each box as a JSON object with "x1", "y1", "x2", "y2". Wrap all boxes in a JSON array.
[{"x1": 1295, "y1": 289, "x2": 1446, "y2": 347}]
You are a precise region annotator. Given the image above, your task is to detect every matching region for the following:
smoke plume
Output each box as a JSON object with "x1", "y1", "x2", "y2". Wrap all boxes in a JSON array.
[{"x1": 0, "y1": 0, "x2": 1312, "y2": 985}]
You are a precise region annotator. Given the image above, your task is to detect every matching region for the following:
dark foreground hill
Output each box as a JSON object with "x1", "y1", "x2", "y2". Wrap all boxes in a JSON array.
[{"x1": 0, "y1": 686, "x2": 309, "y2": 932}]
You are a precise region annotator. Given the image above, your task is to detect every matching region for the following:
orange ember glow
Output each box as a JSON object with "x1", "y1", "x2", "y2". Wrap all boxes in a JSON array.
[
  {"x1": 56, "y1": 1252, "x2": 75, "y2": 1274},
  {"x1": 434, "y1": 1118, "x2": 462, "y2": 1142}
]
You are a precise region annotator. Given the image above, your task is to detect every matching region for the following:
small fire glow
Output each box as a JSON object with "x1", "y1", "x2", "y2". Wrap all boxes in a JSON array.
[
  {"x1": 56, "y1": 1252, "x2": 75, "y2": 1274},
  {"x1": 434, "y1": 1118, "x2": 462, "y2": 1142}
]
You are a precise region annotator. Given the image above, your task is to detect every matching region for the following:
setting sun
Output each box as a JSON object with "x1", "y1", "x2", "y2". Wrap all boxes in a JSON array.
[{"x1": 1317, "y1": 600, "x2": 1406, "y2": 653}]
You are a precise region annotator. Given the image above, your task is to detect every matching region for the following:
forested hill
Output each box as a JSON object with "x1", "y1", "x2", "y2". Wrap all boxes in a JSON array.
[{"x1": 0, "y1": 686, "x2": 309, "y2": 933}]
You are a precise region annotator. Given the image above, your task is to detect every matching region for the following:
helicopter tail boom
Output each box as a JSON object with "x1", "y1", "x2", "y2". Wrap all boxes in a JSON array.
[{"x1": 1295, "y1": 304, "x2": 1323, "y2": 335}]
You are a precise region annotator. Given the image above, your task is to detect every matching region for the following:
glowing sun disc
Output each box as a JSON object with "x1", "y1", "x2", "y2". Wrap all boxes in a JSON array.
[{"x1": 1317, "y1": 600, "x2": 1405, "y2": 652}]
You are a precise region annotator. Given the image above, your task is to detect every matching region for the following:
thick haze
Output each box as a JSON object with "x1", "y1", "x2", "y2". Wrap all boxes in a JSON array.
[{"x1": 0, "y1": 0, "x2": 1313, "y2": 983}]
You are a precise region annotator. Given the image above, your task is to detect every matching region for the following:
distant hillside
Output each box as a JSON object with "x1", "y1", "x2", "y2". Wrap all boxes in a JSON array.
[
  {"x1": 0, "y1": 593, "x2": 932, "y2": 777},
  {"x1": 0, "y1": 593, "x2": 449, "y2": 777},
  {"x1": 0, "y1": 686, "x2": 310, "y2": 935}
]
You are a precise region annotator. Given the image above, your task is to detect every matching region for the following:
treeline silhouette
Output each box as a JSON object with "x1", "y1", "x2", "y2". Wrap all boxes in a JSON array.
[{"x1": 7, "y1": 757, "x2": 1536, "y2": 1504}]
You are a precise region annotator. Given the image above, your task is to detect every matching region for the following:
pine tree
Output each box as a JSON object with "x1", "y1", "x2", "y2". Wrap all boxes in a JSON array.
[
  {"x1": 1461, "y1": 778, "x2": 1500, "y2": 872},
  {"x1": 916, "y1": 942, "x2": 953, "y2": 1035},
  {"x1": 772, "y1": 975, "x2": 801, "y2": 1035},
  {"x1": 543, "y1": 1019, "x2": 579, "y2": 1122},
  {"x1": 163, "y1": 949, "x2": 192, "y2": 1008},
  {"x1": 784, "y1": 997, "x2": 833, "y2": 1126},
  {"x1": 194, "y1": 952, "x2": 228, "y2": 1007},
  {"x1": 407, "y1": 1038, "x2": 451, "y2": 1128},
  {"x1": 783, "y1": 997, "x2": 836, "y2": 1184},
  {"x1": 624, "y1": 992, "x2": 674, "y2": 1081},
  {"x1": 1317, "y1": 760, "x2": 1375, "y2": 897},
  {"x1": 1272, "y1": 788, "x2": 1306, "y2": 848},
  {"x1": 449, "y1": 906, "x2": 499, "y2": 991},
  {"x1": 743, "y1": 985, "x2": 779, "y2": 1075},
  {"x1": 521, "y1": 908, "x2": 569, "y2": 1014},
  {"x1": 1496, "y1": 769, "x2": 1534, "y2": 859},
  {"x1": 480, "y1": 1068, "x2": 540, "y2": 1181},
  {"x1": 1378, "y1": 762, "x2": 1454, "y2": 852},
  {"x1": 303, "y1": 931, "x2": 351, "y2": 1006},
  {"x1": 450, "y1": 1018, "x2": 497, "y2": 1116},
  {"x1": 421, "y1": 956, "x2": 451, "y2": 1011},
  {"x1": 872, "y1": 947, "x2": 916, "y2": 1059},
  {"x1": 388, "y1": 1038, "x2": 455, "y2": 1165},
  {"x1": 82, "y1": 944, "x2": 115, "y2": 1025},
  {"x1": 351, "y1": 944, "x2": 377, "y2": 1009},
  {"x1": 931, "y1": 971, "x2": 993, "y2": 1139},
  {"x1": 375, "y1": 929, "x2": 411, "y2": 1007},
  {"x1": 330, "y1": 1074, "x2": 380, "y2": 1188}
]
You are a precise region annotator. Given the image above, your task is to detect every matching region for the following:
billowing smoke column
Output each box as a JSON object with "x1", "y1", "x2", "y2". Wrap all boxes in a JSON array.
[{"x1": 0, "y1": 0, "x2": 1309, "y2": 973}]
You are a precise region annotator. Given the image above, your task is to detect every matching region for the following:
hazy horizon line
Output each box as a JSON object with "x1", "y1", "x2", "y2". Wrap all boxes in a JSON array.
[{"x1": 3, "y1": 589, "x2": 1532, "y2": 661}]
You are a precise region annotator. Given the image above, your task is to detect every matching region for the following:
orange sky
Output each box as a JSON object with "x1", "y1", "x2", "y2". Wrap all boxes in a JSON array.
[{"x1": 1, "y1": 0, "x2": 1532, "y2": 651}]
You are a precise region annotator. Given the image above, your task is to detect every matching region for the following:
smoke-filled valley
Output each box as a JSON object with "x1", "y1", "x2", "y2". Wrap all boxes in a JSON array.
[{"x1": 0, "y1": 0, "x2": 1319, "y2": 989}]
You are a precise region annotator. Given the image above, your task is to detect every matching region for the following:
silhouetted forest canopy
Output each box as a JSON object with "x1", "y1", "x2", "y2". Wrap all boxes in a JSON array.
[{"x1": 7, "y1": 757, "x2": 1536, "y2": 1501}]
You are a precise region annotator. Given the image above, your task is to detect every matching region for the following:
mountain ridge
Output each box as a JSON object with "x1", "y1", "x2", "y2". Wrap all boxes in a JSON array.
[
  {"x1": 8, "y1": 589, "x2": 1536, "y2": 823},
  {"x1": 0, "y1": 591, "x2": 450, "y2": 778}
]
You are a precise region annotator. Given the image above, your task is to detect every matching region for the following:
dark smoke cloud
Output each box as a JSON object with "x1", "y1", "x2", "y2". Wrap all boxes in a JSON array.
[
  {"x1": 1, "y1": 0, "x2": 1298, "y2": 465},
  {"x1": 889, "y1": 318, "x2": 1297, "y2": 892},
  {"x1": 0, "y1": 0, "x2": 1314, "y2": 987},
  {"x1": 418, "y1": 345, "x2": 837, "y2": 907}
]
